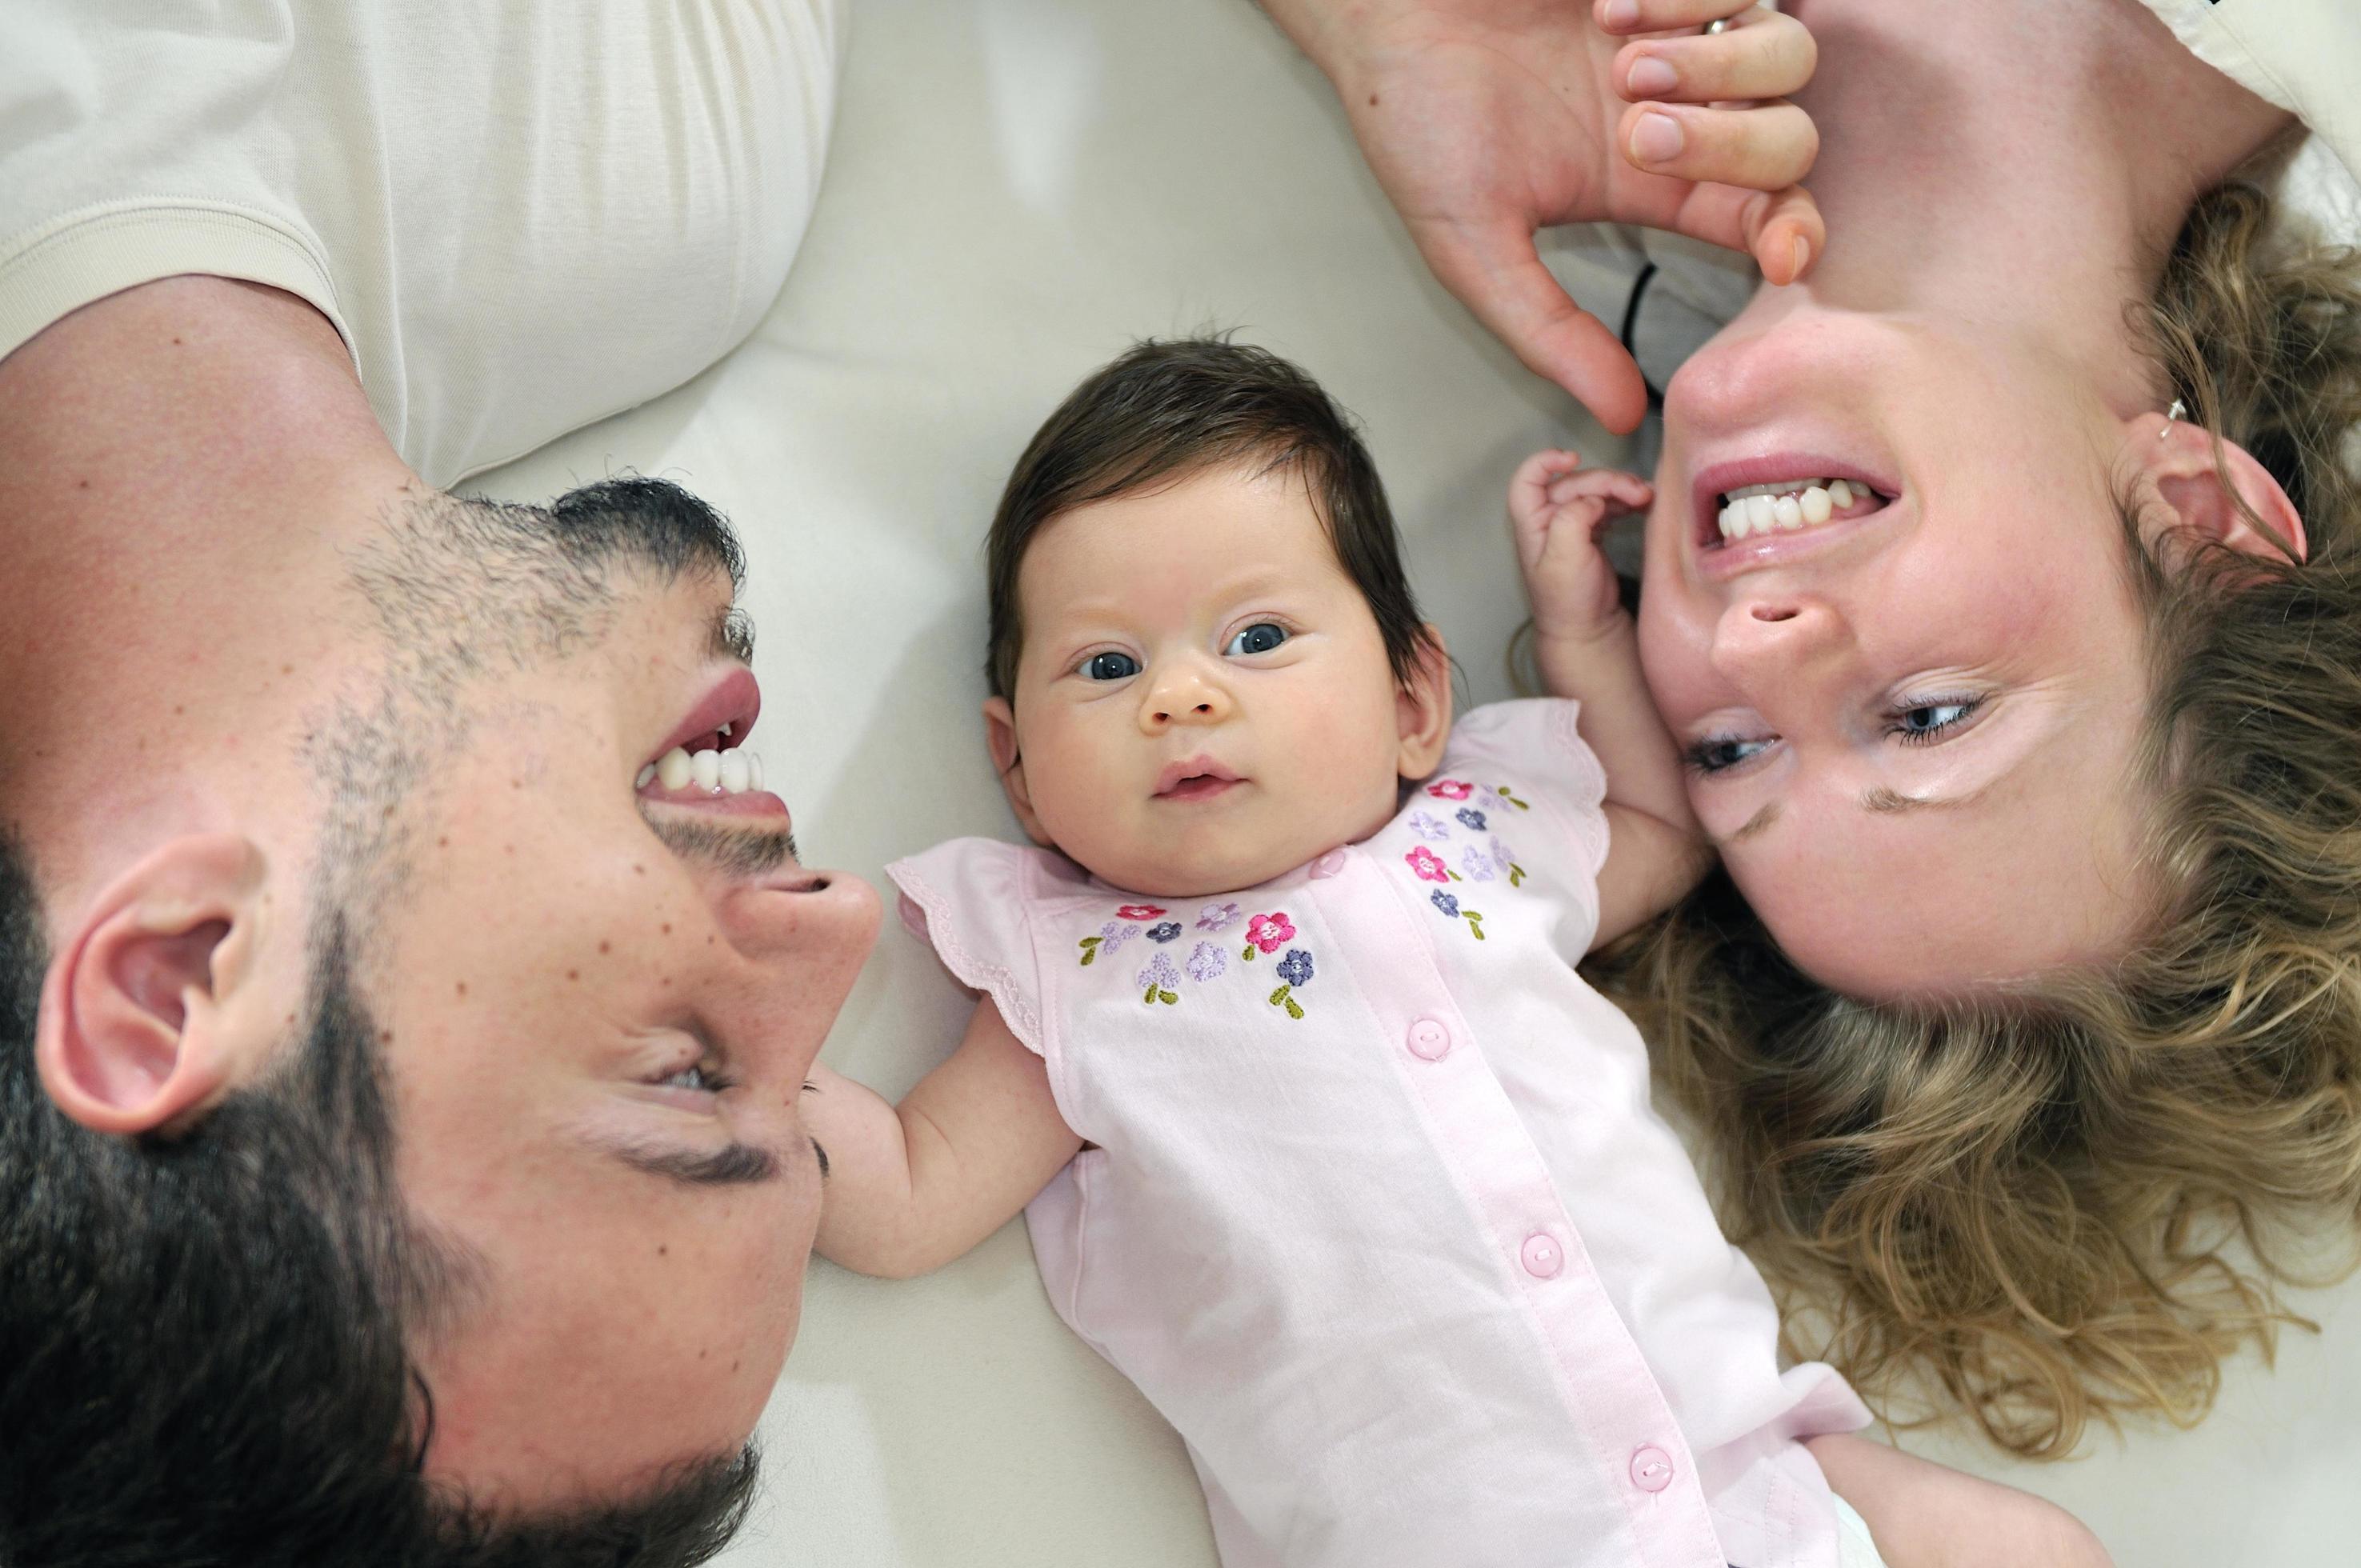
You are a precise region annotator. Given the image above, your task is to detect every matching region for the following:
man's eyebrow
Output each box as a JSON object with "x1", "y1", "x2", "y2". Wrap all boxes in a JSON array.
[
  {"x1": 711, "y1": 605, "x2": 755, "y2": 664},
  {"x1": 605, "y1": 1139, "x2": 782, "y2": 1188}
]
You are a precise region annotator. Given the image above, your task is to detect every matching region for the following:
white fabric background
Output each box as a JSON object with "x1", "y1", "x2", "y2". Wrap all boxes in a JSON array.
[{"x1": 469, "y1": 2, "x2": 2361, "y2": 1562}]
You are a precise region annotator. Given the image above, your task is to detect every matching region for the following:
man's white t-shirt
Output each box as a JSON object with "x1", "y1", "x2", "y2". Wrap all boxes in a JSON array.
[{"x1": 0, "y1": 1, "x2": 845, "y2": 487}]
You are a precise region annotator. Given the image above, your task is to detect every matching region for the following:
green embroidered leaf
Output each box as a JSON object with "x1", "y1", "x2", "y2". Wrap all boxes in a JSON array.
[
  {"x1": 1142, "y1": 985, "x2": 1157, "y2": 1005},
  {"x1": 1079, "y1": 935, "x2": 1102, "y2": 948},
  {"x1": 1469, "y1": 923, "x2": 1487, "y2": 941},
  {"x1": 1268, "y1": 985, "x2": 1289, "y2": 1006},
  {"x1": 1079, "y1": 949, "x2": 1095, "y2": 966},
  {"x1": 1447, "y1": 870, "x2": 1461, "y2": 881},
  {"x1": 1158, "y1": 989, "x2": 1178, "y2": 1005},
  {"x1": 1284, "y1": 997, "x2": 1304, "y2": 1020},
  {"x1": 1242, "y1": 945, "x2": 1256, "y2": 961}
]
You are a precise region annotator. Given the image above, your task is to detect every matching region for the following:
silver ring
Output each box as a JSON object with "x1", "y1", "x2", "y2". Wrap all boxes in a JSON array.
[{"x1": 1705, "y1": 16, "x2": 1731, "y2": 33}]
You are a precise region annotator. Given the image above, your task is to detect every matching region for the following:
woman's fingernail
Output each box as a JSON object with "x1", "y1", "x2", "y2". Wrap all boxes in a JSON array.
[
  {"x1": 1790, "y1": 235, "x2": 1810, "y2": 278},
  {"x1": 1630, "y1": 112, "x2": 1685, "y2": 165},
  {"x1": 1626, "y1": 55, "x2": 1678, "y2": 97},
  {"x1": 1602, "y1": 0, "x2": 1639, "y2": 27}
]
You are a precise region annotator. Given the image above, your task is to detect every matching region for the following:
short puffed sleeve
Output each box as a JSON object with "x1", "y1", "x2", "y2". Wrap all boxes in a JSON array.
[
  {"x1": 1412, "y1": 700, "x2": 1611, "y2": 954},
  {"x1": 885, "y1": 837, "x2": 1070, "y2": 1059}
]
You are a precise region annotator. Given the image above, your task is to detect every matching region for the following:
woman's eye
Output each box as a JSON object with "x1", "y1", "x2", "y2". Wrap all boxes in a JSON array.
[
  {"x1": 1223, "y1": 622, "x2": 1288, "y2": 656},
  {"x1": 1891, "y1": 697, "x2": 1982, "y2": 744},
  {"x1": 1083, "y1": 651, "x2": 1140, "y2": 682},
  {"x1": 658, "y1": 1063, "x2": 729, "y2": 1094},
  {"x1": 1685, "y1": 735, "x2": 1775, "y2": 774}
]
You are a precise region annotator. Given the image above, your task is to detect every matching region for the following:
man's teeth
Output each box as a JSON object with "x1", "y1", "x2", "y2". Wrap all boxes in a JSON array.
[
  {"x1": 1715, "y1": 479, "x2": 1859, "y2": 540},
  {"x1": 645, "y1": 744, "x2": 766, "y2": 795}
]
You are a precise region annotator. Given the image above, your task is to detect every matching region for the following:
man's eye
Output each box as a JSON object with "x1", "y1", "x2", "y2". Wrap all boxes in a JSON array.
[
  {"x1": 1083, "y1": 651, "x2": 1140, "y2": 681},
  {"x1": 1224, "y1": 622, "x2": 1288, "y2": 656}
]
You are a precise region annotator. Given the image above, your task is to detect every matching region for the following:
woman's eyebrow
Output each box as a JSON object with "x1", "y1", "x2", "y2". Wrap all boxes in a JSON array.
[{"x1": 602, "y1": 1138, "x2": 782, "y2": 1187}]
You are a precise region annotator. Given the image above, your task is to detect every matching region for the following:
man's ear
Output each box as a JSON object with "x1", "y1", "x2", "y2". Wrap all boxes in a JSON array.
[
  {"x1": 1395, "y1": 624, "x2": 1455, "y2": 781},
  {"x1": 982, "y1": 696, "x2": 1054, "y2": 849},
  {"x1": 2139, "y1": 415, "x2": 2307, "y2": 564},
  {"x1": 36, "y1": 834, "x2": 283, "y2": 1137}
]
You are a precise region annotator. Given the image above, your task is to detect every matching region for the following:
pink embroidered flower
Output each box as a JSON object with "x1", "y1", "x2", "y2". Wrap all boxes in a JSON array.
[
  {"x1": 1195, "y1": 902, "x2": 1241, "y2": 933},
  {"x1": 1426, "y1": 779, "x2": 1474, "y2": 800},
  {"x1": 1403, "y1": 846, "x2": 1450, "y2": 883},
  {"x1": 1115, "y1": 904, "x2": 1166, "y2": 922},
  {"x1": 1245, "y1": 911, "x2": 1295, "y2": 953}
]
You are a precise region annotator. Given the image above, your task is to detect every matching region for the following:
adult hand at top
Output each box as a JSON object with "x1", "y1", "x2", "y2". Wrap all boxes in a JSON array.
[{"x1": 1264, "y1": 0, "x2": 1823, "y2": 434}]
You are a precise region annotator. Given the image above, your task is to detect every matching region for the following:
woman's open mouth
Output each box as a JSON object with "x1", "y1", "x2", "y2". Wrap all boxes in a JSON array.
[{"x1": 1690, "y1": 456, "x2": 1899, "y2": 577}]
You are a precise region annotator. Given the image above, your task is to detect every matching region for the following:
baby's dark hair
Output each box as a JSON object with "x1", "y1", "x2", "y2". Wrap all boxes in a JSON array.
[{"x1": 986, "y1": 337, "x2": 1437, "y2": 702}]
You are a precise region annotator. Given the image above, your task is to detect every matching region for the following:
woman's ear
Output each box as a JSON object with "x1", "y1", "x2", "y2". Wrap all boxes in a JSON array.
[
  {"x1": 36, "y1": 834, "x2": 283, "y2": 1137},
  {"x1": 2138, "y1": 414, "x2": 2307, "y2": 563},
  {"x1": 982, "y1": 695, "x2": 1054, "y2": 848},
  {"x1": 1395, "y1": 624, "x2": 1455, "y2": 781}
]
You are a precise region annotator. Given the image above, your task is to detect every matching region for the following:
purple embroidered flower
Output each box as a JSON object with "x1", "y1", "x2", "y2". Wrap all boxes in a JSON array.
[
  {"x1": 1455, "y1": 806, "x2": 1487, "y2": 831},
  {"x1": 1114, "y1": 903, "x2": 1166, "y2": 922},
  {"x1": 1491, "y1": 835, "x2": 1515, "y2": 867},
  {"x1": 1245, "y1": 911, "x2": 1296, "y2": 953},
  {"x1": 1135, "y1": 951, "x2": 1180, "y2": 991},
  {"x1": 1403, "y1": 846, "x2": 1451, "y2": 883},
  {"x1": 1195, "y1": 902, "x2": 1241, "y2": 933},
  {"x1": 1098, "y1": 920, "x2": 1142, "y2": 956},
  {"x1": 1275, "y1": 949, "x2": 1314, "y2": 987},
  {"x1": 1407, "y1": 810, "x2": 1451, "y2": 842},
  {"x1": 1146, "y1": 921, "x2": 1182, "y2": 943},
  {"x1": 1431, "y1": 889, "x2": 1460, "y2": 918},
  {"x1": 1185, "y1": 941, "x2": 1228, "y2": 982},
  {"x1": 1426, "y1": 778, "x2": 1474, "y2": 800},
  {"x1": 1460, "y1": 846, "x2": 1497, "y2": 882}
]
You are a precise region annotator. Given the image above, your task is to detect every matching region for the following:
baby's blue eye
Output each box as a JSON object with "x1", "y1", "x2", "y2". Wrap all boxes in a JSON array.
[
  {"x1": 1224, "y1": 623, "x2": 1288, "y2": 656},
  {"x1": 1084, "y1": 651, "x2": 1141, "y2": 681}
]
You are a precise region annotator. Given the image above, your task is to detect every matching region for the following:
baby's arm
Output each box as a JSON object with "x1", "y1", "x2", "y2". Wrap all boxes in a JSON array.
[
  {"x1": 1805, "y1": 1434, "x2": 2113, "y2": 1568},
  {"x1": 806, "y1": 995, "x2": 1082, "y2": 1279},
  {"x1": 1508, "y1": 449, "x2": 1710, "y2": 947}
]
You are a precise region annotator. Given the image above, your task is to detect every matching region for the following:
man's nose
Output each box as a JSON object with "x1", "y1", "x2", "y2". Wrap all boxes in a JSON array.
[
  {"x1": 1137, "y1": 659, "x2": 1231, "y2": 732},
  {"x1": 1708, "y1": 594, "x2": 1849, "y2": 686},
  {"x1": 715, "y1": 872, "x2": 884, "y2": 1070}
]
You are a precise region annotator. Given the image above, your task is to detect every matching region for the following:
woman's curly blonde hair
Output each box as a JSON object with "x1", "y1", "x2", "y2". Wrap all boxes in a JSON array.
[{"x1": 1592, "y1": 182, "x2": 2361, "y2": 1459}]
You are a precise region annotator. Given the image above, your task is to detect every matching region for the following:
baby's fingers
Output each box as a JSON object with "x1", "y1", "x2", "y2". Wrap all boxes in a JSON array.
[{"x1": 1547, "y1": 469, "x2": 1655, "y2": 521}]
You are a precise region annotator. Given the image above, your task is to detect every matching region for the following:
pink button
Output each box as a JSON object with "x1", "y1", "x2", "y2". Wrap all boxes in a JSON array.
[
  {"x1": 1519, "y1": 1232, "x2": 1563, "y2": 1279},
  {"x1": 1311, "y1": 850, "x2": 1349, "y2": 879},
  {"x1": 1629, "y1": 1445, "x2": 1674, "y2": 1493},
  {"x1": 1406, "y1": 1017, "x2": 1451, "y2": 1060}
]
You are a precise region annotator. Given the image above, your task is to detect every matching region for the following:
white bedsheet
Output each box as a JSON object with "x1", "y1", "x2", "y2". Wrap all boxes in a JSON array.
[{"x1": 469, "y1": 2, "x2": 2361, "y2": 1562}]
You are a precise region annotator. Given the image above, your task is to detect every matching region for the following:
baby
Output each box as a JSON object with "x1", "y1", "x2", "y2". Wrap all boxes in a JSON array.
[{"x1": 806, "y1": 341, "x2": 2107, "y2": 1568}]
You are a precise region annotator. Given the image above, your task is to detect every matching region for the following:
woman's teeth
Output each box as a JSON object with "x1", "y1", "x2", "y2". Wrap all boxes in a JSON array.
[
  {"x1": 639, "y1": 745, "x2": 765, "y2": 795},
  {"x1": 1715, "y1": 478, "x2": 1863, "y2": 541}
]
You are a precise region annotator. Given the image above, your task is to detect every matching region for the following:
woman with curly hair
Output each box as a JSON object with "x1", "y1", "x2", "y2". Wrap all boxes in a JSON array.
[{"x1": 1587, "y1": 0, "x2": 2361, "y2": 1463}]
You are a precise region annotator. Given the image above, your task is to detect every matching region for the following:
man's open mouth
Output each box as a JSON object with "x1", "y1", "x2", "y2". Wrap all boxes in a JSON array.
[{"x1": 636, "y1": 668, "x2": 775, "y2": 808}]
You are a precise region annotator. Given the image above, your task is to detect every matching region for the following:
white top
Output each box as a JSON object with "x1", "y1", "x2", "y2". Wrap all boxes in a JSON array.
[
  {"x1": 890, "y1": 702, "x2": 1871, "y2": 1568},
  {"x1": 0, "y1": 0, "x2": 844, "y2": 487}
]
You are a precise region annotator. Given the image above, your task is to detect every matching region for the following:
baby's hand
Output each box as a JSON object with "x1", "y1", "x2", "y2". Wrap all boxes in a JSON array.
[{"x1": 1509, "y1": 449, "x2": 1654, "y2": 646}]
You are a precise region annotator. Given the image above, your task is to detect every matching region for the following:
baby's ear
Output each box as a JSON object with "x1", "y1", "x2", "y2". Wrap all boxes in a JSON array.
[
  {"x1": 983, "y1": 696, "x2": 1055, "y2": 848},
  {"x1": 1394, "y1": 625, "x2": 1455, "y2": 780}
]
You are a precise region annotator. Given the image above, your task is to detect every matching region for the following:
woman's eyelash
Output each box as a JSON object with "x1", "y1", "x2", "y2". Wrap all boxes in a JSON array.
[
  {"x1": 1681, "y1": 735, "x2": 1771, "y2": 775},
  {"x1": 1887, "y1": 695, "x2": 1983, "y2": 745}
]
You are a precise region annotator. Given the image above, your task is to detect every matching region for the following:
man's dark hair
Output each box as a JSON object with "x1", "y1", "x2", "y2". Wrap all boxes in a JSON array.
[
  {"x1": 985, "y1": 337, "x2": 1438, "y2": 703},
  {"x1": 0, "y1": 474, "x2": 763, "y2": 1567}
]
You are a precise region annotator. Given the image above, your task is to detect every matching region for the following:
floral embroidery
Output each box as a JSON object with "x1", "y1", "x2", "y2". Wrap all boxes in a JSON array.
[
  {"x1": 1267, "y1": 947, "x2": 1314, "y2": 1020},
  {"x1": 1242, "y1": 910, "x2": 1296, "y2": 959},
  {"x1": 1430, "y1": 886, "x2": 1487, "y2": 940},
  {"x1": 1455, "y1": 806, "x2": 1487, "y2": 832},
  {"x1": 1185, "y1": 942, "x2": 1228, "y2": 982},
  {"x1": 1407, "y1": 810, "x2": 1451, "y2": 842},
  {"x1": 1403, "y1": 846, "x2": 1455, "y2": 883},
  {"x1": 1491, "y1": 835, "x2": 1527, "y2": 887},
  {"x1": 1494, "y1": 783, "x2": 1531, "y2": 810},
  {"x1": 1460, "y1": 845, "x2": 1496, "y2": 882},
  {"x1": 1195, "y1": 902, "x2": 1241, "y2": 933},
  {"x1": 1146, "y1": 921, "x2": 1182, "y2": 943},
  {"x1": 1426, "y1": 778, "x2": 1474, "y2": 800},
  {"x1": 1077, "y1": 920, "x2": 1142, "y2": 966},
  {"x1": 1115, "y1": 904, "x2": 1166, "y2": 922},
  {"x1": 1135, "y1": 951, "x2": 1181, "y2": 1006}
]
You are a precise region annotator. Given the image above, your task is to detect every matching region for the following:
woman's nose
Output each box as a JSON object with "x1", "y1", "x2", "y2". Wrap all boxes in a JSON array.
[
  {"x1": 1708, "y1": 595, "x2": 1848, "y2": 682},
  {"x1": 1138, "y1": 662, "x2": 1231, "y2": 730}
]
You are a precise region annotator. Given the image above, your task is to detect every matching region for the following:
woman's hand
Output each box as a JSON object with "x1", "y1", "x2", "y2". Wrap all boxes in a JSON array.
[{"x1": 1265, "y1": 0, "x2": 1823, "y2": 433}]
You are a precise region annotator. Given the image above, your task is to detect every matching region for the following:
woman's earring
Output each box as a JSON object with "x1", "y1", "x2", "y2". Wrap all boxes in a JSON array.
[{"x1": 2160, "y1": 397, "x2": 2187, "y2": 438}]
